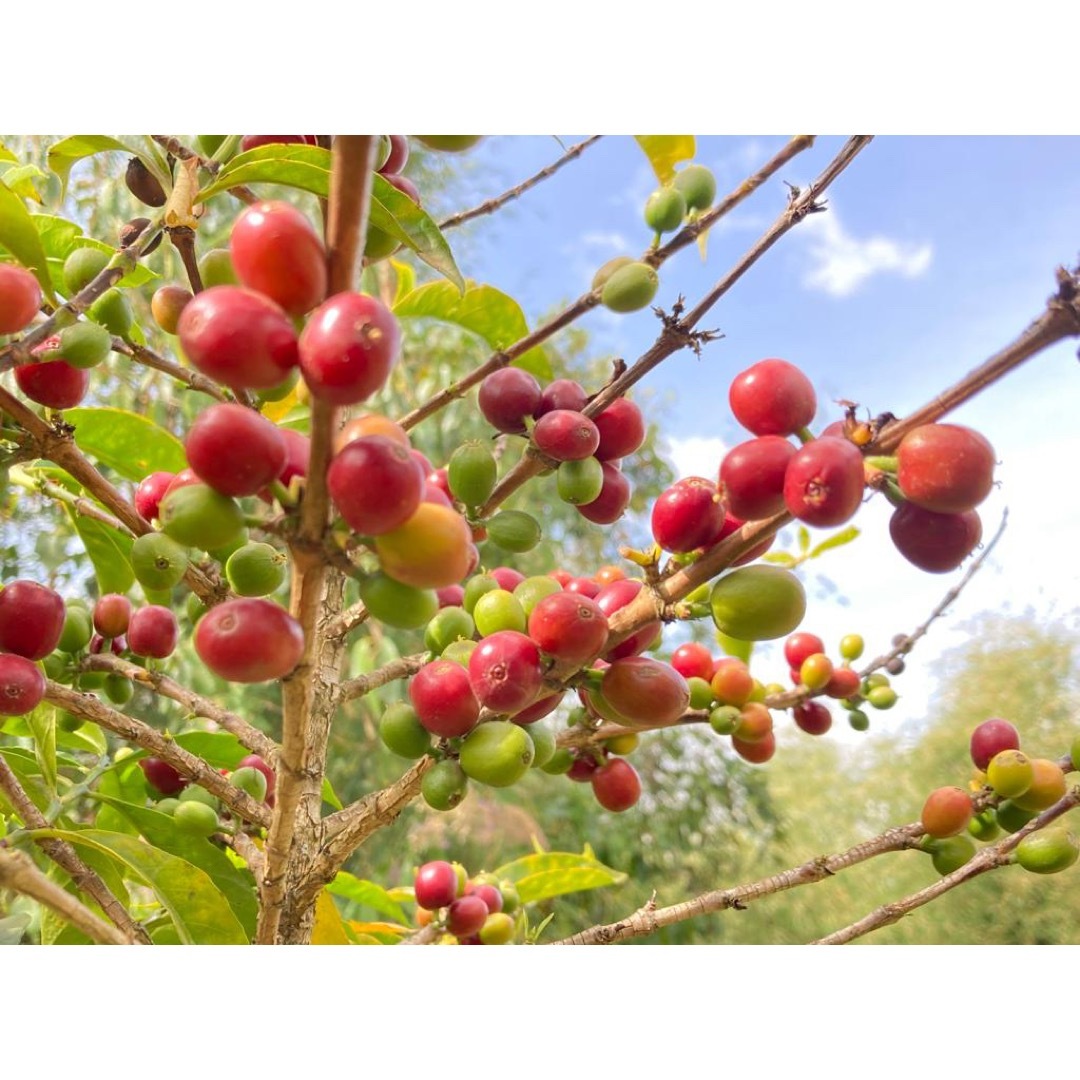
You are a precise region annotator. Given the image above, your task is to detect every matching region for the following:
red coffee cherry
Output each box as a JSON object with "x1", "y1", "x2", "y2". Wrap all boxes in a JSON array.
[
  {"x1": 237, "y1": 754, "x2": 276, "y2": 797},
  {"x1": 93, "y1": 594, "x2": 132, "y2": 638},
  {"x1": 447, "y1": 894, "x2": 489, "y2": 938},
  {"x1": 783, "y1": 632, "x2": 825, "y2": 670},
  {"x1": 671, "y1": 642, "x2": 714, "y2": 682},
  {"x1": 14, "y1": 359, "x2": 89, "y2": 409},
  {"x1": 595, "y1": 579, "x2": 661, "y2": 660},
  {"x1": 134, "y1": 472, "x2": 176, "y2": 522},
  {"x1": 732, "y1": 731, "x2": 776, "y2": 764},
  {"x1": 729, "y1": 358, "x2": 816, "y2": 437},
  {"x1": 298, "y1": 292, "x2": 400, "y2": 406},
  {"x1": 229, "y1": 201, "x2": 326, "y2": 316},
  {"x1": 380, "y1": 135, "x2": 410, "y2": 175},
  {"x1": 896, "y1": 424, "x2": 995, "y2": 514},
  {"x1": 186, "y1": 404, "x2": 287, "y2": 497},
  {"x1": 793, "y1": 700, "x2": 832, "y2": 735},
  {"x1": 921, "y1": 786, "x2": 974, "y2": 838},
  {"x1": 601, "y1": 657, "x2": 689, "y2": 727},
  {"x1": 823, "y1": 666, "x2": 861, "y2": 699},
  {"x1": 0, "y1": 264, "x2": 43, "y2": 333},
  {"x1": 0, "y1": 580, "x2": 66, "y2": 660},
  {"x1": 576, "y1": 462, "x2": 631, "y2": 525},
  {"x1": 409, "y1": 659, "x2": 480, "y2": 737},
  {"x1": 527, "y1": 591, "x2": 609, "y2": 666},
  {"x1": 533, "y1": 410, "x2": 601, "y2": 461},
  {"x1": 719, "y1": 436, "x2": 796, "y2": 521},
  {"x1": 178, "y1": 286, "x2": 299, "y2": 389},
  {"x1": 139, "y1": 758, "x2": 188, "y2": 796},
  {"x1": 594, "y1": 398, "x2": 645, "y2": 460},
  {"x1": 650, "y1": 477, "x2": 726, "y2": 553},
  {"x1": 536, "y1": 378, "x2": 588, "y2": 416},
  {"x1": 889, "y1": 503, "x2": 982, "y2": 573},
  {"x1": 783, "y1": 437, "x2": 865, "y2": 527},
  {"x1": 127, "y1": 605, "x2": 179, "y2": 659},
  {"x1": 710, "y1": 658, "x2": 754, "y2": 707},
  {"x1": 478, "y1": 368, "x2": 542, "y2": 434},
  {"x1": 969, "y1": 717, "x2": 1021, "y2": 772},
  {"x1": 328, "y1": 435, "x2": 423, "y2": 535},
  {"x1": 468, "y1": 630, "x2": 544, "y2": 714},
  {"x1": 194, "y1": 598, "x2": 304, "y2": 683},
  {"x1": 0, "y1": 653, "x2": 47, "y2": 716},
  {"x1": 592, "y1": 758, "x2": 642, "y2": 812},
  {"x1": 414, "y1": 860, "x2": 459, "y2": 910}
]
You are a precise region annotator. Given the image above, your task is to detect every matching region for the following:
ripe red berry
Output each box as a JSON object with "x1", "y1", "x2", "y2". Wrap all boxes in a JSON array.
[
  {"x1": 230, "y1": 201, "x2": 326, "y2": 316},
  {"x1": 328, "y1": 435, "x2": 423, "y2": 535},
  {"x1": 594, "y1": 398, "x2": 645, "y2": 460},
  {"x1": 793, "y1": 700, "x2": 832, "y2": 735},
  {"x1": 468, "y1": 631, "x2": 544, "y2": 714},
  {"x1": 383, "y1": 174, "x2": 421, "y2": 203},
  {"x1": 897, "y1": 424, "x2": 995, "y2": 514},
  {"x1": 447, "y1": 894, "x2": 489, "y2": 937},
  {"x1": 0, "y1": 264, "x2": 43, "y2": 333},
  {"x1": 298, "y1": 292, "x2": 400, "y2": 406},
  {"x1": 409, "y1": 660, "x2": 480, "y2": 737},
  {"x1": 921, "y1": 786, "x2": 974, "y2": 838},
  {"x1": 823, "y1": 666, "x2": 861, "y2": 699},
  {"x1": 0, "y1": 653, "x2": 47, "y2": 716},
  {"x1": 194, "y1": 598, "x2": 304, "y2": 683},
  {"x1": 592, "y1": 758, "x2": 642, "y2": 812},
  {"x1": 577, "y1": 461, "x2": 631, "y2": 525},
  {"x1": 729, "y1": 358, "x2": 816, "y2": 437},
  {"x1": 889, "y1": 503, "x2": 982, "y2": 573},
  {"x1": 710, "y1": 658, "x2": 754, "y2": 707},
  {"x1": 719, "y1": 436, "x2": 796, "y2": 521},
  {"x1": 0, "y1": 580, "x2": 66, "y2": 660},
  {"x1": 528, "y1": 591, "x2": 609, "y2": 666},
  {"x1": 127, "y1": 605, "x2": 179, "y2": 659},
  {"x1": 783, "y1": 632, "x2": 825, "y2": 670},
  {"x1": 139, "y1": 757, "x2": 188, "y2": 796},
  {"x1": 536, "y1": 378, "x2": 587, "y2": 416},
  {"x1": 601, "y1": 657, "x2": 690, "y2": 727},
  {"x1": 671, "y1": 642, "x2": 714, "y2": 682},
  {"x1": 134, "y1": 472, "x2": 176, "y2": 522},
  {"x1": 186, "y1": 404, "x2": 288, "y2": 497},
  {"x1": 478, "y1": 368, "x2": 542, "y2": 434},
  {"x1": 595, "y1": 579, "x2": 661, "y2": 660},
  {"x1": 732, "y1": 731, "x2": 776, "y2": 764},
  {"x1": 414, "y1": 861, "x2": 459, "y2": 910},
  {"x1": 650, "y1": 477, "x2": 725, "y2": 553},
  {"x1": 14, "y1": 359, "x2": 89, "y2": 409},
  {"x1": 178, "y1": 286, "x2": 299, "y2": 389},
  {"x1": 93, "y1": 594, "x2": 132, "y2": 638},
  {"x1": 783, "y1": 437, "x2": 865, "y2": 527},
  {"x1": 533, "y1": 409, "x2": 601, "y2": 461},
  {"x1": 970, "y1": 718, "x2": 1021, "y2": 772}
]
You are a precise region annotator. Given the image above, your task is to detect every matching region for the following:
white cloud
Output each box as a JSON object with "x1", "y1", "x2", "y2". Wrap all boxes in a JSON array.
[
  {"x1": 579, "y1": 231, "x2": 631, "y2": 253},
  {"x1": 664, "y1": 435, "x2": 728, "y2": 481},
  {"x1": 800, "y1": 210, "x2": 933, "y2": 297}
]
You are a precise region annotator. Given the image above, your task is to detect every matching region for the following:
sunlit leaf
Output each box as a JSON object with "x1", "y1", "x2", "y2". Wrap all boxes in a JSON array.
[
  {"x1": 370, "y1": 176, "x2": 463, "y2": 291},
  {"x1": 809, "y1": 525, "x2": 860, "y2": 559},
  {"x1": 0, "y1": 179, "x2": 55, "y2": 301},
  {"x1": 394, "y1": 280, "x2": 551, "y2": 379},
  {"x1": 634, "y1": 136, "x2": 696, "y2": 185},
  {"x1": 322, "y1": 776, "x2": 342, "y2": 811},
  {"x1": 0, "y1": 164, "x2": 47, "y2": 203},
  {"x1": 63, "y1": 407, "x2": 187, "y2": 481},
  {"x1": 171, "y1": 732, "x2": 249, "y2": 770},
  {"x1": 390, "y1": 258, "x2": 416, "y2": 305},
  {"x1": 311, "y1": 889, "x2": 350, "y2": 944},
  {"x1": 762, "y1": 551, "x2": 798, "y2": 568},
  {"x1": 46, "y1": 136, "x2": 140, "y2": 195},
  {"x1": 492, "y1": 849, "x2": 627, "y2": 904},
  {"x1": 0, "y1": 748, "x2": 50, "y2": 814},
  {"x1": 0, "y1": 142, "x2": 18, "y2": 165},
  {"x1": 37, "y1": 828, "x2": 247, "y2": 945},
  {"x1": 65, "y1": 508, "x2": 134, "y2": 596},
  {"x1": 327, "y1": 871, "x2": 409, "y2": 924},
  {"x1": 25, "y1": 703, "x2": 56, "y2": 794},
  {"x1": 196, "y1": 143, "x2": 331, "y2": 202}
]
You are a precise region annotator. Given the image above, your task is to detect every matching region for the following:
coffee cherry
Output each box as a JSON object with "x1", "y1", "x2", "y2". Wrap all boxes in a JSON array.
[
  {"x1": 134, "y1": 472, "x2": 176, "y2": 523},
  {"x1": 485, "y1": 511, "x2": 542, "y2": 553},
  {"x1": 478, "y1": 368, "x2": 542, "y2": 434},
  {"x1": 592, "y1": 757, "x2": 642, "y2": 812},
  {"x1": 601, "y1": 658, "x2": 690, "y2": 727},
  {"x1": 866, "y1": 684, "x2": 898, "y2": 710},
  {"x1": 838, "y1": 634, "x2": 864, "y2": 662},
  {"x1": 447, "y1": 894, "x2": 489, "y2": 937},
  {"x1": 178, "y1": 286, "x2": 299, "y2": 389},
  {"x1": 985, "y1": 749, "x2": 1034, "y2": 799},
  {"x1": 533, "y1": 409, "x2": 601, "y2": 462},
  {"x1": 651, "y1": 478, "x2": 726, "y2": 553},
  {"x1": 125, "y1": 157, "x2": 166, "y2": 207},
  {"x1": 0, "y1": 654, "x2": 46, "y2": 716},
  {"x1": 57, "y1": 607, "x2": 93, "y2": 654},
  {"x1": 410, "y1": 660, "x2": 480, "y2": 737},
  {"x1": 194, "y1": 598, "x2": 304, "y2": 683},
  {"x1": 528, "y1": 591, "x2": 608, "y2": 666},
  {"x1": 710, "y1": 565, "x2": 807, "y2": 642},
  {"x1": 600, "y1": 261, "x2": 659, "y2": 313},
  {"x1": 447, "y1": 441, "x2": 498, "y2": 507},
  {"x1": 299, "y1": 292, "x2": 400, "y2": 405},
  {"x1": 968, "y1": 809, "x2": 1001, "y2": 842},
  {"x1": 889, "y1": 503, "x2": 982, "y2": 573},
  {"x1": 468, "y1": 631, "x2": 543, "y2": 714},
  {"x1": 139, "y1": 757, "x2": 188, "y2": 796},
  {"x1": 927, "y1": 834, "x2": 976, "y2": 876},
  {"x1": 237, "y1": 754, "x2": 275, "y2": 797},
  {"x1": 186, "y1": 404, "x2": 288, "y2": 498},
  {"x1": 783, "y1": 438, "x2": 865, "y2": 527},
  {"x1": 459, "y1": 721, "x2": 535, "y2": 787},
  {"x1": 536, "y1": 378, "x2": 588, "y2": 416},
  {"x1": 576, "y1": 462, "x2": 631, "y2": 525},
  {"x1": 719, "y1": 436, "x2": 796, "y2": 521},
  {"x1": 374, "y1": 502, "x2": 473, "y2": 589},
  {"x1": 595, "y1": 579, "x2": 661, "y2": 660},
  {"x1": 56, "y1": 321, "x2": 112, "y2": 369},
  {"x1": 150, "y1": 285, "x2": 193, "y2": 335},
  {"x1": 557, "y1": 457, "x2": 606, "y2": 505},
  {"x1": 0, "y1": 580, "x2": 66, "y2": 660},
  {"x1": 511, "y1": 576, "x2": 562, "y2": 618},
  {"x1": 823, "y1": 666, "x2": 860, "y2": 699},
  {"x1": 62, "y1": 248, "x2": 109, "y2": 296},
  {"x1": 380, "y1": 135, "x2": 409, "y2": 175},
  {"x1": 644, "y1": 187, "x2": 686, "y2": 234},
  {"x1": 0, "y1": 264, "x2": 42, "y2": 333},
  {"x1": 729, "y1": 359, "x2": 816, "y2": 437},
  {"x1": 671, "y1": 642, "x2": 714, "y2": 683},
  {"x1": 328, "y1": 435, "x2": 423, "y2": 536},
  {"x1": 127, "y1": 605, "x2": 178, "y2": 659},
  {"x1": 793, "y1": 700, "x2": 832, "y2": 736},
  {"x1": 799, "y1": 653, "x2": 834, "y2": 692},
  {"x1": 173, "y1": 800, "x2": 219, "y2": 837},
  {"x1": 897, "y1": 424, "x2": 995, "y2": 514},
  {"x1": 732, "y1": 731, "x2": 776, "y2": 764},
  {"x1": 1015, "y1": 827, "x2": 1079, "y2": 875},
  {"x1": 921, "y1": 786, "x2": 973, "y2": 838},
  {"x1": 379, "y1": 703, "x2": 432, "y2": 759},
  {"x1": 594, "y1": 398, "x2": 645, "y2": 461},
  {"x1": 1012, "y1": 758, "x2": 1066, "y2": 812},
  {"x1": 88, "y1": 289, "x2": 133, "y2": 337},
  {"x1": 710, "y1": 658, "x2": 753, "y2": 707},
  {"x1": 709, "y1": 704, "x2": 741, "y2": 735},
  {"x1": 198, "y1": 248, "x2": 238, "y2": 288},
  {"x1": 225, "y1": 542, "x2": 287, "y2": 597},
  {"x1": 230, "y1": 201, "x2": 326, "y2": 316},
  {"x1": 240, "y1": 135, "x2": 317, "y2": 152},
  {"x1": 421, "y1": 759, "x2": 469, "y2": 811},
  {"x1": 14, "y1": 359, "x2": 89, "y2": 409},
  {"x1": 335, "y1": 413, "x2": 411, "y2": 453},
  {"x1": 229, "y1": 766, "x2": 268, "y2": 803},
  {"x1": 673, "y1": 164, "x2": 717, "y2": 211},
  {"x1": 734, "y1": 702, "x2": 773, "y2": 742},
  {"x1": 360, "y1": 573, "x2": 438, "y2": 630},
  {"x1": 847, "y1": 709, "x2": 870, "y2": 732},
  {"x1": 159, "y1": 484, "x2": 245, "y2": 552},
  {"x1": 415, "y1": 860, "x2": 459, "y2": 910},
  {"x1": 473, "y1": 590, "x2": 527, "y2": 636},
  {"x1": 414, "y1": 136, "x2": 483, "y2": 152}
]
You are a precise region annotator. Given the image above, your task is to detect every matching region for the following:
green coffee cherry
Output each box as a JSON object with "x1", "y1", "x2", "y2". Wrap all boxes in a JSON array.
[
  {"x1": 57, "y1": 321, "x2": 112, "y2": 369},
  {"x1": 527, "y1": 724, "x2": 557, "y2": 770},
  {"x1": 557, "y1": 457, "x2": 604, "y2": 505},
  {"x1": 421, "y1": 759, "x2": 469, "y2": 811},
  {"x1": 154, "y1": 798, "x2": 181, "y2": 816},
  {"x1": 644, "y1": 187, "x2": 686, "y2": 234},
  {"x1": 688, "y1": 677, "x2": 715, "y2": 711},
  {"x1": 132, "y1": 532, "x2": 190, "y2": 592},
  {"x1": 839, "y1": 634, "x2": 865, "y2": 662},
  {"x1": 709, "y1": 705, "x2": 740, "y2": 735},
  {"x1": 459, "y1": 722, "x2": 534, "y2": 787},
  {"x1": 463, "y1": 574, "x2": 499, "y2": 615},
  {"x1": 847, "y1": 709, "x2": 870, "y2": 732},
  {"x1": 867, "y1": 685, "x2": 898, "y2": 710},
  {"x1": 225, "y1": 541, "x2": 288, "y2": 597},
  {"x1": 198, "y1": 248, "x2": 237, "y2": 288},
  {"x1": 207, "y1": 527, "x2": 248, "y2": 565},
  {"x1": 230, "y1": 766, "x2": 268, "y2": 803},
  {"x1": 926, "y1": 834, "x2": 976, "y2": 875},
  {"x1": 441, "y1": 639, "x2": 477, "y2": 667},
  {"x1": 539, "y1": 746, "x2": 574, "y2": 775},
  {"x1": 62, "y1": 247, "x2": 110, "y2": 295},
  {"x1": 600, "y1": 262, "x2": 660, "y2": 314},
  {"x1": 472, "y1": 589, "x2": 527, "y2": 636},
  {"x1": 995, "y1": 799, "x2": 1037, "y2": 834},
  {"x1": 485, "y1": 510, "x2": 542, "y2": 553},
  {"x1": 88, "y1": 289, "x2": 133, "y2": 337},
  {"x1": 179, "y1": 785, "x2": 220, "y2": 809},
  {"x1": 424, "y1": 607, "x2": 475, "y2": 655},
  {"x1": 359, "y1": 572, "x2": 438, "y2": 630},
  {"x1": 968, "y1": 810, "x2": 1001, "y2": 842},
  {"x1": 591, "y1": 256, "x2": 635, "y2": 292},
  {"x1": 512, "y1": 575, "x2": 562, "y2": 617},
  {"x1": 672, "y1": 164, "x2": 717, "y2": 211},
  {"x1": 379, "y1": 703, "x2": 433, "y2": 759},
  {"x1": 173, "y1": 800, "x2": 219, "y2": 837},
  {"x1": 1015, "y1": 827, "x2": 1080, "y2": 874},
  {"x1": 104, "y1": 674, "x2": 134, "y2": 705},
  {"x1": 159, "y1": 484, "x2": 245, "y2": 551},
  {"x1": 58, "y1": 607, "x2": 93, "y2": 654},
  {"x1": 448, "y1": 441, "x2": 498, "y2": 508}
]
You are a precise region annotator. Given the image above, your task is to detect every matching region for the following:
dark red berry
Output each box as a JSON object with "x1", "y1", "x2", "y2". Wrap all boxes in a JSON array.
[
  {"x1": 186, "y1": 404, "x2": 287, "y2": 497},
  {"x1": 793, "y1": 701, "x2": 832, "y2": 735},
  {"x1": 536, "y1": 379, "x2": 587, "y2": 416},
  {"x1": 328, "y1": 435, "x2": 423, "y2": 535},
  {"x1": 414, "y1": 860, "x2": 458, "y2": 910},
  {"x1": 533, "y1": 410, "x2": 601, "y2": 461},
  {"x1": 0, "y1": 653, "x2": 46, "y2": 715},
  {"x1": 783, "y1": 438, "x2": 865, "y2": 527},
  {"x1": 127, "y1": 605, "x2": 179, "y2": 659},
  {"x1": 478, "y1": 368, "x2": 542, "y2": 434},
  {"x1": 650, "y1": 477, "x2": 726, "y2": 553},
  {"x1": 970, "y1": 718, "x2": 1021, "y2": 772},
  {"x1": 592, "y1": 757, "x2": 642, "y2": 812},
  {"x1": 594, "y1": 398, "x2": 645, "y2": 461},
  {"x1": 889, "y1": 503, "x2": 982, "y2": 573},
  {"x1": 719, "y1": 436, "x2": 796, "y2": 521},
  {"x1": 577, "y1": 462, "x2": 631, "y2": 525},
  {"x1": 595, "y1": 579, "x2": 661, "y2": 661},
  {"x1": 528, "y1": 591, "x2": 609, "y2": 665},
  {"x1": 0, "y1": 580, "x2": 66, "y2": 660},
  {"x1": 139, "y1": 757, "x2": 188, "y2": 796},
  {"x1": 134, "y1": 472, "x2": 176, "y2": 522},
  {"x1": 729, "y1": 358, "x2": 816, "y2": 437}
]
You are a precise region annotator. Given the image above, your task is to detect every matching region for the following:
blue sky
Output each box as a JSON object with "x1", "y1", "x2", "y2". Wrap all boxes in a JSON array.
[{"x1": 426, "y1": 135, "x2": 1080, "y2": 741}]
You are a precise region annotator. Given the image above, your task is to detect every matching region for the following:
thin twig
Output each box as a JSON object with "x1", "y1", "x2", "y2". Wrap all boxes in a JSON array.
[
  {"x1": 9, "y1": 465, "x2": 128, "y2": 533},
  {"x1": 0, "y1": 848, "x2": 132, "y2": 945},
  {"x1": 338, "y1": 654, "x2": 426, "y2": 703},
  {"x1": 113, "y1": 339, "x2": 232, "y2": 402},
  {"x1": 0, "y1": 755, "x2": 148, "y2": 943},
  {"x1": 326, "y1": 600, "x2": 370, "y2": 641},
  {"x1": 438, "y1": 136, "x2": 603, "y2": 230}
]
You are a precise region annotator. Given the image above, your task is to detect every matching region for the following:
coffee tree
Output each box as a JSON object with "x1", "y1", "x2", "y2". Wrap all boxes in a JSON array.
[{"x1": 1, "y1": 134, "x2": 1078, "y2": 946}]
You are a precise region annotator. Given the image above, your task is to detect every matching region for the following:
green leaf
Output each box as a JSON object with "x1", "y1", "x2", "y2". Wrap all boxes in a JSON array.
[
  {"x1": 0, "y1": 913, "x2": 31, "y2": 945},
  {"x1": 394, "y1": 280, "x2": 551, "y2": 379},
  {"x1": 56, "y1": 719, "x2": 108, "y2": 756},
  {"x1": 797, "y1": 526, "x2": 811, "y2": 554},
  {"x1": 37, "y1": 828, "x2": 248, "y2": 944},
  {"x1": 196, "y1": 143, "x2": 331, "y2": 202},
  {"x1": 63, "y1": 407, "x2": 187, "y2": 480},
  {"x1": 322, "y1": 776, "x2": 343, "y2": 811},
  {"x1": 25, "y1": 703, "x2": 56, "y2": 794},
  {"x1": 634, "y1": 136, "x2": 696, "y2": 185},
  {"x1": 0, "y1": 747, "x2": 52, "y2": 814},
  {"x1": 96, "y1": 796, "x2": 258, "y2": 939},
  {"x1": 0, "y1": 142, "x2": 18, "y2": 165},
  {"x1": 390, "y1": 258, "x2": 416, "y2": 306},
  {"x1": 809, "y1": 525, "x2": 861, "y2": 559},
  {"x1": 0, "y1": 179, "x2": 56, "y2": 301},
  {"x1": 327, "y1": 871, "x2": 409, "y2": 924},
  {"x1": 0, "y1": 164, "x2": 47, "y2": 203},
  {"x1": 172, "y1": 731, "x2": 249, "y2": 770},
  {"x1": 370, "y1": 175, "x2": 463, "y2": 291},
  {"x1": 491, "y1": 849, "x2": 627, "y2": 904},
  {"x1": 46, "y1": 136, "x2": 139, "y2": 196},
  {"x1": 66, "y1": 508, "x2": 134, "y2": 596},
  {"x1": 762, "y1": 551, "x2": 798, "y2": 568}
]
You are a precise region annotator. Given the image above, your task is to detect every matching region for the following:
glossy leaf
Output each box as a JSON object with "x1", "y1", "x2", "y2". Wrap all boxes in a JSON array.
[
  {"x1": 394, "y1": 280, "x2": 551, "y2": 379},
  {"x1": 96, "y1": 796, "x2": 258, "y2": 939},
  {"x1": 0, "y1": 178, "x2": 56, "y2": 301},
  {"x1": 327, "y1": 871, "x2": 408, "y2": 924},
  {"x1": 762, "y1": 551, "x2": 798, "y2": 568},
  {"x1": 46, "y1": 136, "x2": 141, "y2": 195},
  {"x1": 196, "y1": 143, "x2": 331, "y2": 202},
  {"x1": 810, "y1": 525, "x2": 860, "y2": 559},
  {"x1": 635, "y1": 135, "x2": 696, "y2": 185},
  {"x1": 65, "y1": 507, "x2": 134, "y2": 596},
  {"x1": 390, "y1": 258, "x2": 416, "y2": 305},
  {"x1": 25, "y1": 703, "x2": 56, "y2": 794},
  {"x1": 63, "y1": 407, "x2": 186, "y2": 481},
  {"x1": 33, "y1": 215, "x2": 155, "y2": 292},
  {"x1": 492, "y1": 848, "x2": 627, "y2": 904},
  {"x1": 172, "y1": 731, "x2": 249, "y2": 770},
  {"x1": 37, "y1": 828, "x2": 247, "y2": 945},
  {"x1": 0, "y1": 164, "x2": 47, "y2": 204},
  {"x1": 311, "y1": 890, "x2": 351, "y2": 944}
]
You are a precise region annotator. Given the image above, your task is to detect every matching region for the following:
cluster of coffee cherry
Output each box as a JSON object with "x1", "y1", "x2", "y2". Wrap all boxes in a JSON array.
[{"x1": 412, "y1": 858, "x2": 521, "y2": 944}]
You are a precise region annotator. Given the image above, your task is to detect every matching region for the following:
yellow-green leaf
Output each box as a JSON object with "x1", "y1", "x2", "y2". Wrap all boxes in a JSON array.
[
  {"x1": 0, "y1": 142, "x2": 18, "y2": 165},
  {"x1": 635, "y1": 136, "x2": 696, "y2": 185},
  {"x1": 196, "y1": 143, "x2": 331, "y2": 201},
  {"x1": 0, "y1": 179, "x2": 56, "y2": 301},
  {"x1": 311, "y1": 890, "x2": 351, "y2": 944},
  {"x1": 327, "y1": 871, "x2": 409, "y2": 924},
  {"x1": 36, "y1": 829, "x2": 248, "y2": 944},
  {"x1": 394, "y1": 280, "x2": 551, "y2": 379},
  {"x1": 25, "y1": 703, "x2": 56, "y2": 794},
  {"x1": 65, "y1": 508, "x2": 134, "y2": 596},
  {"x1": 492, "y1": 849, "x2": 627, "y2": 904},
  {"x1": 809, "y1": 525, "x2": 860, "y2": 559},
  {"x1": 47, "y1": 136, "x2": 140, "y2": 196},
  {"x1": 63, "y1": 406, "x2": 186, "y2": 481},
  {"x1": 390, "y1": 258, "x2": 416, "y2": 306},
  {"x1": 0, "y1": 164, "x2": 47, "y2": 204}
]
